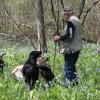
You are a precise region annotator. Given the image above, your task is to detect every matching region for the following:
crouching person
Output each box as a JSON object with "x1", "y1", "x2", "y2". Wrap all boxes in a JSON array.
[{"x1": 11, "y1": 65, "x2": 24, "y2": 81}]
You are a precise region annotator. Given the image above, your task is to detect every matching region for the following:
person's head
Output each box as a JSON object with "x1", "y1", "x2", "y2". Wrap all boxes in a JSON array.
[{"x1": 63, "y1": 5, "x2": 74, "y2": 20}]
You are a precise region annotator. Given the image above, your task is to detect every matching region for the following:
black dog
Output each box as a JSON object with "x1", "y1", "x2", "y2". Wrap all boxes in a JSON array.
[
  {"x1": 0, "y1": 53, "x2": 6, "y2": 72},
  {"x1": 22, "y1": 51, "x2": 42, "y2": 90}
]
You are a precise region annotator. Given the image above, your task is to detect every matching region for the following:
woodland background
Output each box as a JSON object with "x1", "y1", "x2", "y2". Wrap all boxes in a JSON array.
[
  {"x1": 0, "y1": 0, "x2": 100, "y2": 100},
  {"x1": 0, "y1": 0, "x2": 100, "y2": 50}
]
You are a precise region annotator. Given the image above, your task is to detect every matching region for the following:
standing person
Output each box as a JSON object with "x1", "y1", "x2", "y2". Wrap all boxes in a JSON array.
[{"x1": 52, "y1": 5, "x2": 83, "y2": 86}]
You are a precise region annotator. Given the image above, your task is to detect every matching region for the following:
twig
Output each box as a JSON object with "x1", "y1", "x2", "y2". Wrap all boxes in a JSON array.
[
  {"x1": 78, "y1": 0, "x2": 86, "y2": 19},
  {"x1": 1, "y1": 0, "x2": 36, "y2": 49},
  {"x1": 82, "y1": 0, "x2": 100, "y2": 26}
]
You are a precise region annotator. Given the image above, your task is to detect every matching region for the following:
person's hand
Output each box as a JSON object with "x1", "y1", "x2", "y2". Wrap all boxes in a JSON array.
[{"x1": 52, "y1": 35, "x2": 60, "y2": 42}]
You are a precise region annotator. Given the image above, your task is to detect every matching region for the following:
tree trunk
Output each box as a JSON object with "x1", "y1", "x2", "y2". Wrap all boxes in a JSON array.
[{"x1": 35, "y1": 0, "x2": 47, "y2": 54}]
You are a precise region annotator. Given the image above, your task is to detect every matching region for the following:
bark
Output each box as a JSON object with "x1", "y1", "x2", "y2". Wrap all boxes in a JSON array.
[{"x1": 35, "y1": 0, "x2": 47, "y2": 54}]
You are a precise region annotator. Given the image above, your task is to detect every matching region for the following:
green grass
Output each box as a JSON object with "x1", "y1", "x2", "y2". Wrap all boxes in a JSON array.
[{"x1": 0, "y1": 38, "x2": 100, "y2": 100}]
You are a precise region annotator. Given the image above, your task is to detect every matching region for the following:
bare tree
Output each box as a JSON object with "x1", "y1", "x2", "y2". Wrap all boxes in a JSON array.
[{"x1": 34, "y1": 0, "x2": 47, "y2": 54}]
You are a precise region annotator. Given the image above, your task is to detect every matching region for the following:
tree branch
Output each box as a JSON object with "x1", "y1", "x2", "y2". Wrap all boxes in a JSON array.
[
  {"x1": 82, "y1": 0, "x2": 100, "y2": 26},
  {"x1": 60, "y1": 0, "x2": 64, "y2": 9},
  {"x1": 50, "y1": 0, "x2": 56, "y2": 23},
  {"x1": 1, "y1": 0, "x2": 36, "y2": 49},
  {"x1": 78, "y1": 0, "x2": 86, "y2": 19}
]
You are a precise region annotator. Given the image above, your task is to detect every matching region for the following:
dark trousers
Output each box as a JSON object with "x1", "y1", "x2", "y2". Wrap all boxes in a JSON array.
[{"x1": 64, "y1": 50, "x2": 80, "y2": 82}]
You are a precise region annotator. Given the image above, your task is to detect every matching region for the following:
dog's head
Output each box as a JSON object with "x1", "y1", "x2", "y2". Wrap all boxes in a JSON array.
[
  {"x1": 28, "y1": 51, "x2": 42, "y2": 64},
  {"x1": 29, "y1": 51, "x2": 42, "y2": 57},
  {"x1": 37, "y1": 57, "x2": 49, "y2": 65}
]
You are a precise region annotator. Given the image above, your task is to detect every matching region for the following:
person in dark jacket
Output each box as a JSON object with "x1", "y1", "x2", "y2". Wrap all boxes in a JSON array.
[{"x1": 52, "y1": 5, "x2": 83, "y2": 86}]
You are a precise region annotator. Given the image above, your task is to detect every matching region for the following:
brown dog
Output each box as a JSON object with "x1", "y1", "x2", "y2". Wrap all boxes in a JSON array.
[{"x1": 37, "y1": 57, "x2": 55, "y2": 87}]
